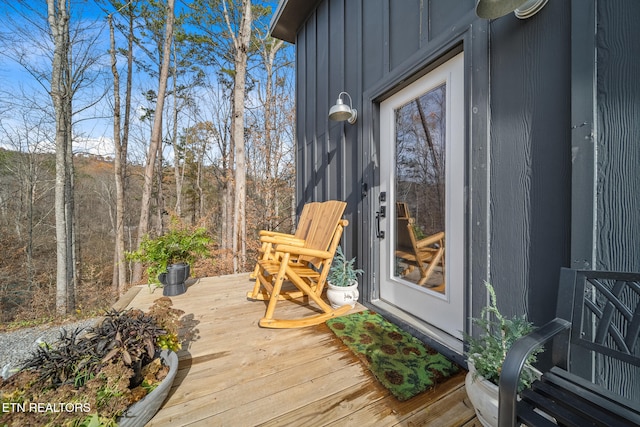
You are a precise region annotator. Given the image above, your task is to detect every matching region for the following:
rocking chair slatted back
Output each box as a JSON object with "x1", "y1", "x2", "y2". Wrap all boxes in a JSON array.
[
  {"x1": 248, "y1": 200, "x2": 352, "y2": 328},
  {"x1": 297, "y1": 200, "x2": 347, "y2": 268}
]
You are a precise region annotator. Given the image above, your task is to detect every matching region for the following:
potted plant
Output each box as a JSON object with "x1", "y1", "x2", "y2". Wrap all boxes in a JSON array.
[
  {"x1": 0, "y1": 297, "x2": 184, "y2": 427},
  {"x1": 326, "y1": 246, "x2": 364, "y2": 309},
  {"x1": 463, "y1": 282, "x2": 541, "y2": 427},
  {"x1": 127, "y1": 220, "x2": 212, "y2": 296}
]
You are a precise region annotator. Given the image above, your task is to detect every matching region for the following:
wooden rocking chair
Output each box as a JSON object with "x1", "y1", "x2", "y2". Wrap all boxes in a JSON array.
[
  {"x1": 395, "y1": 202, "x2": 445, "y2": 287},
  {"x1": 250, "y1": 201, "x2": 319, "y2": 279},
  {"x1": 248, "y1": 200, "x2": 351, "y2": 328}
]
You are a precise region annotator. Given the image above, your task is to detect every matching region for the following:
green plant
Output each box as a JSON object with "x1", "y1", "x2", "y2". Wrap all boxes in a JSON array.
[
  {"x1": 328, "y1": 246, "x2": 364, "y2": 287},
  {"x1": 126, "y1": 223, "x2": 213, "y2": 285},
  {"x1": 464, "y1": 282, "x2": 541, "y2": 392},
  {"x1": 0, "y1": 298, "x2": 184, "y2": 427}
]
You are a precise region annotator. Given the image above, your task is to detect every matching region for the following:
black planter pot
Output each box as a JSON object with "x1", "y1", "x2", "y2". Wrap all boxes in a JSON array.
[{"x1": 158, "y1": 262, "x2": 190, "y2": 296}]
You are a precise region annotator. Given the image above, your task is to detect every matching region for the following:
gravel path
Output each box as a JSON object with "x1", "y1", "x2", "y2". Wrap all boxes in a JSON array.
[{"x1": 0, "y1": 318, "x2": 100, "y2": 379}]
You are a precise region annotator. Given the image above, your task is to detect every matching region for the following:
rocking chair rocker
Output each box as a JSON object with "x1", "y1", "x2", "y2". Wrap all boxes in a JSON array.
[{"x1": 248, "y1": 200, "x2": 351, "y2": 328}]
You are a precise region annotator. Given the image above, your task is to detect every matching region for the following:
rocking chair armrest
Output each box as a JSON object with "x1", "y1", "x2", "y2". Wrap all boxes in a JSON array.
[
  {"x1": 259, "y1": 235, "x2": 306, "y2": 247},
  {"x1": 259, "y1": 230, "x2": 295, "y2": 238},
  {"x1": 498, "y1": 318, "x2": 571, "y2": 427},
  {"x1": 416, "y1": 231, "x2": 445, "y2": 248},
  {"x1": 272, "y1": 244, "x2": 331, "y2": 259}
]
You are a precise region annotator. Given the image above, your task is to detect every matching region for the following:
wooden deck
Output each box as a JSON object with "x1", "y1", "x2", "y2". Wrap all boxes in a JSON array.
[{"x1": 120, "y1": 273, "x2": 480, "y2": 426}]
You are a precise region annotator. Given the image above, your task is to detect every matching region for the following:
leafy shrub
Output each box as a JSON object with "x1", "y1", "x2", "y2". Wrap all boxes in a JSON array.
[
  {"x1": 0, "y1": 297, "x2": 184, "y2": 426},
  {"x1": 127, "y1": 222, "x2": 213, "y2": 284},
  {"x1": 464, "y1": 282, "x2": 541, "y2": 392},
  {"x1": 328, "y1": 246, "x2": 364, "y2": 287}
]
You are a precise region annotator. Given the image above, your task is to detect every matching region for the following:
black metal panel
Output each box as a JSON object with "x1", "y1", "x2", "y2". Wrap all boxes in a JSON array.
[{"x1": 488, "y1": 1, "x2": 571, "y2": 325}]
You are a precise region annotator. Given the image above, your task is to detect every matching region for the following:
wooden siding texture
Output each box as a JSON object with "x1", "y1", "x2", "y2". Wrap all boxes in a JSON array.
[
  {"x1": 595, "y1": 0, "x2": 640, "y2": 273},
  {"x1": 487, "y1": 2, "x2": 572, "y2": 325},
  {"x1": 594, "y1": 0, "x2": 640, "y2": 401}
]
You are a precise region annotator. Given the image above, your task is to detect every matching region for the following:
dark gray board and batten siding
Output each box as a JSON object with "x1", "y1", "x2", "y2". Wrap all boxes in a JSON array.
[{"x1": 276, "y1": 0, "x2": 640, "y2": 380}]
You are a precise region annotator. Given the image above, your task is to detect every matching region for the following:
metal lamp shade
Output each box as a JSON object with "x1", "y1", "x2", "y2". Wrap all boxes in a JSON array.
[
  {"x1": 329, "y1": 96, "x2": 357, "y2": 124},
  {"x1": 475, "y1": 0, "x2": 529, "y2": 19},
  {"x1": 329, "y1": 100, "x2": 352, "y2": 121}
]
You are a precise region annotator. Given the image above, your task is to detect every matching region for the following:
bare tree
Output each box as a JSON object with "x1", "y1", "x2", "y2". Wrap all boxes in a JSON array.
[
  {"x1": 132, "y1": 0, "x2": 175, "y2": 283},
  {"x1": 199, "y1": 84, "x2": 233, "y2": 249},
  {"x1": 0, "y1": 114, "x2": 54, "y2": 285},
  {"x1": 223, "y1": 0, "x2": 252, "y2": 272},
  {"x1": 107, "y1": 0, "x2": 137, "y2": 295},
  {"x1": 46, "y1": 0, "x2": 78, "y2": 315},
  {"x1": 0, "y1": 1, "x2": 110, "y2": 314},
  {"x1": 257, "y1": 35, "x2": 284, "y2": 230}
]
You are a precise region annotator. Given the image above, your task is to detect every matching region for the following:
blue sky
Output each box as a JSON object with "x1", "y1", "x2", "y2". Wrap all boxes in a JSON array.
[{"x1": 0, "y1": 0, "x2": 284, "y2": 158}]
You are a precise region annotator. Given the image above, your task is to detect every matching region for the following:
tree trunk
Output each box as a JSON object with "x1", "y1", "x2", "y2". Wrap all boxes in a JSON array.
[
  {"x1": 132, "y1": 0, "x2": 175, "y2": 283},
  {"x1": 171, "y1": 53, "x2": 183, "y2": 218},
  {"x1": 224, "y1": 0, "x2": 252, "y2": 273},
  {"x1": 65, "y1": 105, "x2": 77, "y2": 311},
  {"x1": 222, "y1": 168, "x2": 233, "y2": 250},
  {"x1": 122, "y1": 4, "x2": 134, "y2": 283},
  {"x1": 261, "y1": 38, "x2": 284, "y2": 231},
  {"x1": 47, "y1": 0, "x2": 75, "y2": 315},
  {"x1": 109, "y1": 14, "x2": 128, "y2": 295},
  {"x1": 197, "y1": 141, "x2": 205, "y2": 219},
  {"x1": 155, "y1": 140, "x2": 165, "y2": 235}
]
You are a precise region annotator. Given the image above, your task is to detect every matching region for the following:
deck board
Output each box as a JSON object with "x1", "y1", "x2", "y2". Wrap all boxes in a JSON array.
[{"x1": 122, "y1": 273, "x2": 479, "y2": 426}]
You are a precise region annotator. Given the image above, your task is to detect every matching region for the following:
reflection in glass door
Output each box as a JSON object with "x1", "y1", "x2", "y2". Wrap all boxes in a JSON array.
[
  {"x1": 394, "y1": 84, "x2": 447, "y2": 292},
  {"x1": 378, "y1": 52, "x2": 464, "y2": 342}
]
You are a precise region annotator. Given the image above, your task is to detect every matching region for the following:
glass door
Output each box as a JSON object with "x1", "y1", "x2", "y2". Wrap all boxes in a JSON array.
[{"x1": 378, "y1": 52, "x2": 465, "y2": 341}]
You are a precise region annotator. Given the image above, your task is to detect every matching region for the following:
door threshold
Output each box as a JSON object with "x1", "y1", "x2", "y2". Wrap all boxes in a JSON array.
[{"x1": 369, "y1": 299, "x2": 465, "y2": 365}]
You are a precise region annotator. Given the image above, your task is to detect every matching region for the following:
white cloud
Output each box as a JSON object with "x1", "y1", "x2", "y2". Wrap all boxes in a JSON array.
[{"x1": 74, "y1": 135, "x2": 115, "y2": 159}]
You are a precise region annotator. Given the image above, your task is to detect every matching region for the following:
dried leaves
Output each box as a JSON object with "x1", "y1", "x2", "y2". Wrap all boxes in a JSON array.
[{"x1": 0, "y1": 298, "x2": 183, "y2": 426}]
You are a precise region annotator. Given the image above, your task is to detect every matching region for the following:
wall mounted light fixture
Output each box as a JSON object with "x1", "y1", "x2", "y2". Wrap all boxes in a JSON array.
[
  {"x1": 329, "y1": 91, "x2": 357, "y2": 124},
  {"x1": 475, "y1": 0, "x2": 547, "y2": 19}
]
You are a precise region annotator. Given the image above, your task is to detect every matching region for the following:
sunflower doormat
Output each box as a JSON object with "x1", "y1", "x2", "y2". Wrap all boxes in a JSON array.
[{"x1": 326, "y1": 310, "x2": 460, "y2": 401}]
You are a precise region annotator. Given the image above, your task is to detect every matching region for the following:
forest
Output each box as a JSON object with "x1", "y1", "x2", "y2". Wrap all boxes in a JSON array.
[{"x1": 0, "y1": 0, "x2": 295, "y2": 325}]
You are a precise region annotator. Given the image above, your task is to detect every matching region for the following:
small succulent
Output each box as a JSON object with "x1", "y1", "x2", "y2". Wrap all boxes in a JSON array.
[{"x1": 328, "y1": 246, "x2": 364, "y2": 287}]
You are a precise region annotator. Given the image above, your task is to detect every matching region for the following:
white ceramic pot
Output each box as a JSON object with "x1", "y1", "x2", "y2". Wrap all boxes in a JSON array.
[
  {"x1": 465, "y1": 360, "x2": 499, "y2": 427},
  {"x1": 326, "y1": 281, "x2": 359, "y2": 309}
]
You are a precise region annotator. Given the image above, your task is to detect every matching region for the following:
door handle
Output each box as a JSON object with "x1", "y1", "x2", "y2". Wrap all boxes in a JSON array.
[{"x1": 376, "y1": 208, "x2": 385, "y2": 239}]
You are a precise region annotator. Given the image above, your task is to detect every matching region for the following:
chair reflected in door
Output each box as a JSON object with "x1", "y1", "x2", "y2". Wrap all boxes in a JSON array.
[{"x1": 394, "y1": 202, "x2": 445, "y2": 292}]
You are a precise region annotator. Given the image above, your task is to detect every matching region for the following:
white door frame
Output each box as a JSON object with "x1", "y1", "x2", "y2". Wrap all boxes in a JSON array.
[{"x1": 374, "y1": 52, "x2": 465, "y2": 352}]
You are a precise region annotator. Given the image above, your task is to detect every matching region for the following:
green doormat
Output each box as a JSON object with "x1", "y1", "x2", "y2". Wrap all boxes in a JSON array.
[{"x1": 326, "y1": 310, "x2": 459, "y2": 401}]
